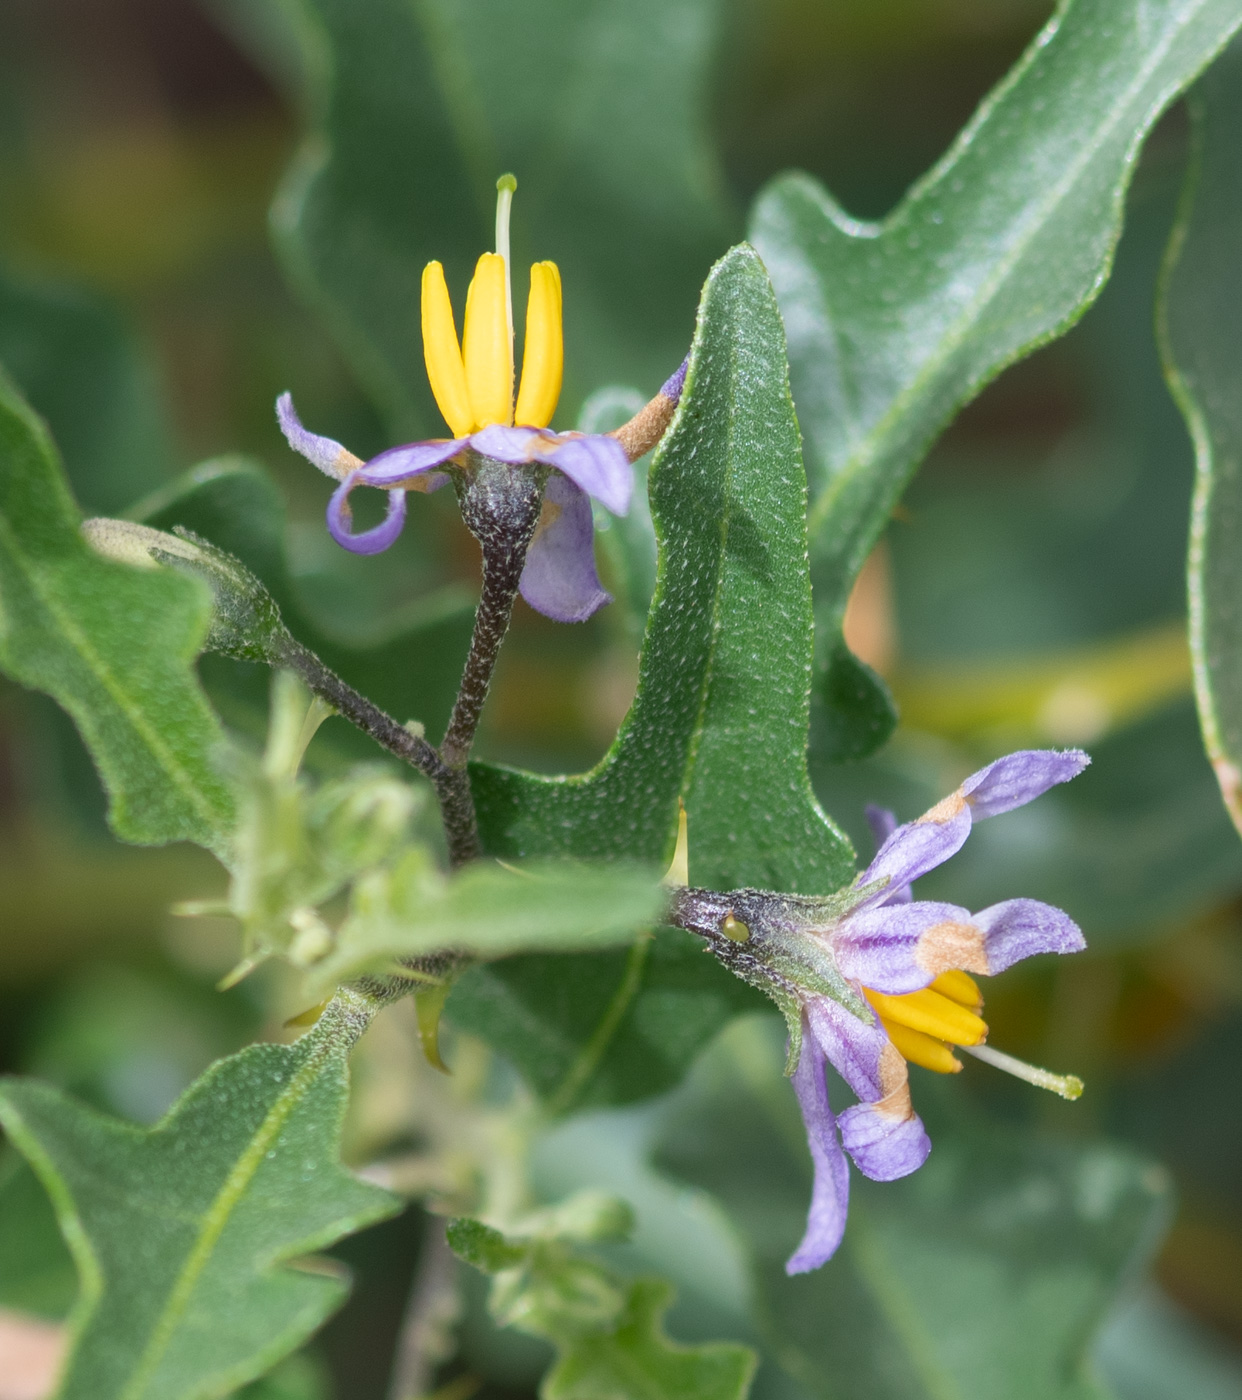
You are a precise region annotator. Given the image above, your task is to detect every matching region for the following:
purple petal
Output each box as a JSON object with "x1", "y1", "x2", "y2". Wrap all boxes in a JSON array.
[
  {"x1": 327, "y1": 470, "x2": 407, "y2": 555},
  {"x1": 660, "y1": 356, "x2": 689, "y2": 406},
  {"x1": 805, "y1": 995, "x2": 893, "y2": 1103},
  {"x1": 786, "y1": 1022, "x2": 850, "y2": 1274},
  {"x1": 856, "y1": 804, "x2": 973, "y2": 911},
  {"x1": 961, "y1": 749, "x2": 1090, "y2": 818},
  {"x1": 833, "y1": 900, "x2": 977, "y2": 994},
  {"x1": 519, "y1": 473, "x2": 611, "y2": 623},
  {"x1": 806, "y1": 996, "x2": 930, "y2": 1181},
  {"x1": 277, "y1": 392, "x2": 361, "y2": 479},
  {"x1": 545, "y1": 435, "x2": 633, "y2": 516},
  {"x1": 468, "y1": 423, "x2": 546, "y2": 463},
  {"x1": 973, "y1": 898, "x2": 1085, "y2": 974},
  {"x1": 357, "y1": 438, "x2": 465, "y2": 487},
  {"x1": 865, "y1": 805, "x2": 910, "y2": 903},
  {"x1": 838, "y1": 1100, "x2": 930, "y2": 1182}
]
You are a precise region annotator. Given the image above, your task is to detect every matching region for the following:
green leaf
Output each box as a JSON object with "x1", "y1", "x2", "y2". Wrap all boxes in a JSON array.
[
  {"x1": 1158, "y1": 31, "x2": 1242, "y2": 836},
  {"x1": 0, "y1": 1150, "x2": 76, "y2": 1320},
  {"x1": 317, "y1": 857, "x2": 666, "y2": 988},
  {"x1": 0, "y1": 370, "x2": 235, "y2": 852},
  {"x1": 752, "y1": 0, "x2": 1242, "y2": 630},
  {"x1": 814, "y1": 640, "x2": 897, "y2": 765},
  {"x1": 0, "y1": 993, "x2": 399, "y2": 1400},
  {"x1": 245, "y1": 0, "x2": 733, "y2": 433},
  {"x1": 656, "y1": 1017, "x2": 1172, "y2": 1400},
  {"x1": 0, "y1": 262, "x2": 173, "y2": 515},
  {"x1": 451, "y1": 246, "x2": 850, "y2": 1109},
  {"x1": 448, "y1": 1211, "x2": 756, "y2": 1400},
  {"x1": 542, "y1": 1277, "x2": 755, "y2": 1400},
  {"x1": 137, "y1": 458, "x2": 475, "y2": 743}
]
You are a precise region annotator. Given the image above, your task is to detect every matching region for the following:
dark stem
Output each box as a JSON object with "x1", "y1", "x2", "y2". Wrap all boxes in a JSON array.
[
  {"x1": 275, "y1": 634, "x2": 481, "y2": 866},
  {"x1": 439, "y1": 457, "x2": 545, "y2": 772}
]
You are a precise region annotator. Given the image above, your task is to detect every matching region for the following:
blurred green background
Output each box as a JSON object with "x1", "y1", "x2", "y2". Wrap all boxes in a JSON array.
[{"x1": 2, "y1": 1, "x2": 1242, "y2": 1396}]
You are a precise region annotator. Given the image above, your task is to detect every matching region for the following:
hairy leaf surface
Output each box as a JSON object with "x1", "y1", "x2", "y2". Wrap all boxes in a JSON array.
[
  {"x1": 753, "y1": 0, "x2": 1242, "y2": 632},
  {"x1": 451, "y1": 247, "x2": 851, "y2": 1109},
  {"x1": 0, "y1": 995, "x2": 397, "y2": 1400},
  {"x1": 0, "y1": 371, "x2": 234, "y2": 852}
]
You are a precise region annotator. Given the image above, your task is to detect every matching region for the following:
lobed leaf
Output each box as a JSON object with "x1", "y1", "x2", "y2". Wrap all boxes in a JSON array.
[
  {"x1": 0, "y1": 370, "x2": 234, "y2": 853},
  {"x1": 1158, "y1": 31, "x2": 1242, "y2": 836},
  {"x1": 448, "y1": 1212, "x2": 756, "y2": 1400},
  {"x1": 752, "y1": 0, "x2": 1242, "y2": 657},
  {"x1": 451, "y1": 246, "x2": 851, "y2": 1109},
  {"x1": 0, "y1": 994, "x2": 399, "y2": 1400}
]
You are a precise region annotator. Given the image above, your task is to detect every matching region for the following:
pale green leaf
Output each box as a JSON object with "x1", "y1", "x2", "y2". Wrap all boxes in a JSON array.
[
  {"x1": 0, "y1": 369, "x2": 234, "y2": 853},
  {"x1": 447, "y1": 1213, "x2": 756, "y2": 1400},
  {"x1": 0, "y1": 994, "x2": 398, "y2": 1400},
  {"x1": 1158, "y1": 31, "x2": 1242, "y2": 835},
  {"x1": 752, "y1": 0, "x2": 1242, "y2": 632},
  {"x1": 317, "y1": 857, "x2": 667, "y2": 989}
]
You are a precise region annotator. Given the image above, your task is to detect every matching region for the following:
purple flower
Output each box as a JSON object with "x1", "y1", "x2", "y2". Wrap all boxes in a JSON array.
[
  {"x1": 785, "y1": 748, "x2": 1090, "y2": 1273},
  {"x1": 276, "y1": 179, "x2": 687, "y2": 623}
]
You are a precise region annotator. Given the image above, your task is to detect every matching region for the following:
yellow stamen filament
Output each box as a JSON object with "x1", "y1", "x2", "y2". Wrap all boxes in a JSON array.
[
  {"x1": 514, "y1": 261, "x2": 564, "y2": 427},
  {"x1": 462, "y1": 252, "x2": 513, "y2": 428},
  {"x1": 865, "y1": 986, "x2": 987, "y2": 1046},
  {"x1": 421, "y1": 261, "x2": 474, "y2": 437},
  {"x1": 883, "y1": 1020, "x2": 962, "y2": 1074},
  {"x1": 963, "y1": 1044, "x2": 1084, "y2": 1100},
  {"x1": 930, "y1": 968, "x2": 983, "y2": 1011}
]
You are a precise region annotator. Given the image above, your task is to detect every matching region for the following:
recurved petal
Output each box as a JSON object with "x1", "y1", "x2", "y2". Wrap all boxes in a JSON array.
[
  {"x1": 855, "y1": 802, "x2": 973, "y2": 911},
  {"x1": 961, "y1": 748, "x2": 1090, "y2": 818},
  {"x1": 327, "y1": 471, "x2": 407, "y2": 555},
  {"x1": 545, "y1": 434, "x2": 633, "y2": 516},
  {"x1": 786, "y1": 1022, "x2": 851, "y2": 1274},
  {"x1": 356, "y1": 438, "x2": 465, "y2": 488},
  {"x1": 518, "y1": 472, "x2": 611, "y2": 623},
  {"x1": 833, "y1": 900, "x2": 981, "y2": 994},
  {"x1": 838, "y1": 1096, "x2": 931, "y2": 1181},
  {"x1": 973, "y1": 897, "x2": 1085, "y2": 974},
  {"x1": 805, "y1": 995, "x2": 902, "y2": 1105},
  {"x1": 277, "y1": 393, "x2": 361, "y2": 480},
  {"x1": 864, "y1": 805, "x2": 910, "y2": 903}
]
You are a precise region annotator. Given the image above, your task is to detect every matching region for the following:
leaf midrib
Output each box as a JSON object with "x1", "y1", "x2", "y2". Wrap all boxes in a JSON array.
[
  {"x1": 118, "y1": 1034, "x2": 334, "y2": 1400},
  {"x1": 0, "y1": 508, "x2": 228, "y2": 837},
  {"x1": 804, "y1": 0, "x2": 1212, "y2": 547}
]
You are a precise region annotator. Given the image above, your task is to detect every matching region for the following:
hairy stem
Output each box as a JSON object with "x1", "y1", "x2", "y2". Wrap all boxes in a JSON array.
[
  {"x1": 275, "y1": 634, "x2": 481, "y2": 866},
  {"x1": 441, "y1": 460, "x2": 544, "y2": 772}
]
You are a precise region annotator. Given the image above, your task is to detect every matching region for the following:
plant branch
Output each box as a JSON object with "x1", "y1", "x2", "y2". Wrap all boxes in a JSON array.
[{"x1": 274, "y1": 634, "x2": 481, "y2": 866}]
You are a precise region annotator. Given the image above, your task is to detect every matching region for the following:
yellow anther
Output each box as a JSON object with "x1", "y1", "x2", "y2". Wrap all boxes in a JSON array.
[
  {"x1": 421, "y1": 261, "x2": 475, "y2": 437},
  {"x1": 515, "y1": 262, "x2": 564, "y2": 427},
  {"x1": 864, "y1": 986, "x2": 987, "y2": 1046},
  {"x1": 882, "y1": 1020, "x2": 962, "y2": 1075},
  {"x1": 930, "y1": 968, "x2": 984, "y2": 1012},
  {"x1": 463, "y1": 252, "x2": 514, "y2": 428}
]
